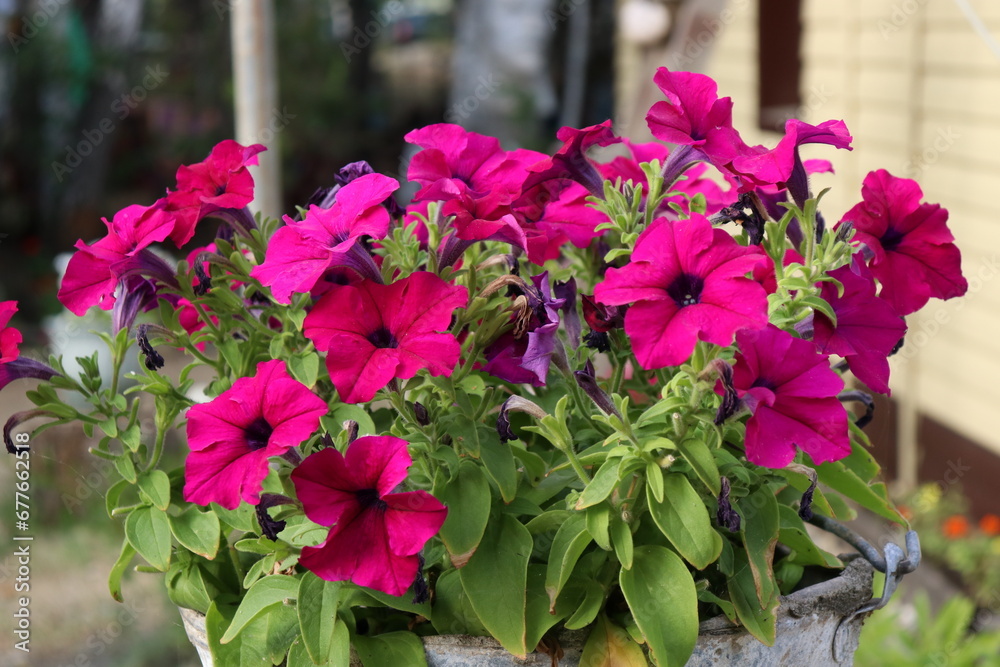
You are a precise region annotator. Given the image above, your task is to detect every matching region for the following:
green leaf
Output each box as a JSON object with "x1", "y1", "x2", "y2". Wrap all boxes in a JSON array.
[
  {"x1": 619, "y1": 545, "x2": 698, "y2": 667},
  {"x1": 287, "y1": 352, "x2": 320, "y2": 387},
  {"x1": 328, "y1": 403, "x2": 377, "y2": 438},
  {"x1": 579, "y1": 614, "x2": 648, "y2": 667},
  {"x1": 646, "y1": 474, "x2": 722, "y2": 569},
  {"x1": 431, "y1": 569, "x2": 489, "y2": 636},
  {"x1": 220, "y1": 574, "x2": 299, "y2": 644},
  {"x1": 254, "y1": 602, "x2": 300, "y2": 665},
  {"x1": 585, "y1": 503, "x2": 611, "y2": 550},
  {"x1": 544, "y1": 513, "x2": 593, "y2": 612},
  {"x1": 647, "y1": 461, "x2": 664, "y2": 503},
  {"x1": 526, "y1": 564, "x2": 581, "y2": 650},
  {"x1": 816, "y1": 457, "x2": 904, "y2": 524},
  {"x1": 206, "y1": 601, "x2": 270, "y2": 666},
  {"x1": 438, "y1": 461, "x2": 491, "y2": 568},
  {"x1": 136, "y1": 469, "x2": 171, "y2": 511},
  {"x1": 677, "y1": 438, "x2": 721, "y2": 495},
  {"x1": 297, "y1": 573, "x2": 342, "y2": 665},
  {"x1": 114, "y1": 453, "x2": 137, "y2": 483},
  {"x1": 125, "y1": 506, "x2": 172, "y2": 571},
  {"x1": 459, "y1": 513, "x2": 531, "y2": 657},
  {"x1": 108, "y1": 541, "x2": 136, "y2": 602},
  {"x1": 211, "y1": 502, "x2": 257, "y2": 533},
  {"x1": 728, "y1": 549, "x2": 778, "y2": 645},
  {"x1": 575, "y1": 458, "x2": 621, "y2": 509},
  {"x1": 105, "y1": 479, "x2": 131, "y2": 519},
  {"x1": 564, "y1": 580, "x2": 606, "y2": 630},
  {"x1": 353, "y1": 632, "x2": 427, "y2": 667},
  {"x1": 609, "y1": 510, "x2": 634, "y2": 570},
  {"x1": 777, "y1": 506, "x2": 842, "y2": 568},
  {"x1": 738, "y1": 486, "x2": 780, "y2": 605},
  {"x1": 119, "y1": 422, "x2": 142, "y2": 452},
  {"x1": 169, "y1": 507, "x2": 221, "y2": 560},
  {"x1": 475, "y1": 426, "x2": 518, "y2": 503}
]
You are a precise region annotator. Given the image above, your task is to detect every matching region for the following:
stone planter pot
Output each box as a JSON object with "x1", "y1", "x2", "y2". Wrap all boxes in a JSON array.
[{"x1": 178, "y1": 558, "x2": 874, "y2": 666}]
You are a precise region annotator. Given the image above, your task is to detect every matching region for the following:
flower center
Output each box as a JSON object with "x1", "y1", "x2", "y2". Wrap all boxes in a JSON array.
[
  {"x1": 245, "y1": 416, "x2": 273, "y2": 451},
  {"x1": 666, "y1": 273, "x2": 705, "y2": 307},
  {"x1": 751, "y1": 377, "x2": 777, "y2": 391},
  {"x1": 355, "y1": 488, "x2": 389, "y2": 512},
  {"x1": 880, "y1": 226, "x2": 905, "y2": 251},
  {"x1": 367, "y1": 326, "x2": 399, "y2": 349}
]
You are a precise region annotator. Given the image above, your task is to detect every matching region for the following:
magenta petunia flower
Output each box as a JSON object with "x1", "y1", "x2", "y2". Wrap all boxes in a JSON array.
[
  {"x1": 291, "y1": 435, "x2": 447, "y2": 596},
  {"x1": 594, "y1": 215, "x2": 768, "y2": 368},
  {"x1": 728, "y1": 325, "x2": 850, "y2": 468},
  {"x1": 164, "y1": 140, "x2": 266, "y2": 247},
  {"x1": 303, "y1": 272, "x2": 468, "y2": 403},
  {"x1": 251, "y1": 173, "x2": 398, "y2": 301},
  {"x1": 812, "y1": 260, "x2": 906, "y2": 395},
  {"x1": 184, "y1": 359, "x2": 328, "y2": 510},
  {"x1": 837, "y1": 169, "x2": 967, "y2": 316},
  {"x1": 0, "y1": 301, "x2": 22, "y2": 363},
  {"x1": 58, "y1": 202, "x2": 177, "y2": 316}
]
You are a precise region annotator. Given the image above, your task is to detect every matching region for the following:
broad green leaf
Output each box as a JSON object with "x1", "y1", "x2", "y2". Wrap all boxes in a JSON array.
[
  {"x1": 476, "y1": 426, "x2": 518, "y2": 502},
  {"x1": 728, "y1": 549, "x2": 778, "y2": 645},
  {"x1": 287, "y1": 352, "x2": 320, "y2": 387},
  {"x1": 169, "y1": 507, "x2": 221, "y2": 560},
  {"x1": 579, "y1": 613, "x2": 647, "y2": 667},
  {"x1": 108, "y1": 541, "x2": 136, "y2": 602},
  {"x1": 738, "y1": 486, "x2": 779, "y2": 604},
  {"x1": 206, "y1": 601, "x2": 269, "y2": 666},
  {"x1": 697, "y1": 587, "x2": 737, "y2": 623},
  {"x1": 646, "y1": 474, "x2": 722, "y2": 569},
  {"x1": 677, "y1": 438, "x2": 721, "y2": 495},
  {"x1": 114, "y1": 453, "x2": 136, "y2": 483},
  {"x1": 137, "y1": 469, "x2": 171, "y2": 511},
  {"x1": 575, "y1": 458, "x2": 621, "y2": 509},
  {"x1": 220, "y1": 574, "x2": 298, "y2": 644},
  {"x1": 609, "y1": 510, "x2": 634, "y2": 570},
  {"x1": 544, "y1": 513, "x2": 593, "y2": 611},
  {"x1": 646, "y1": 461, "x2": 664, "y2": 503},
  {"x1": 438, "y1": 461, "x2": 491, "y2": 567},
  {"x1": 119, "y1": 423, "x2": 142, "y2": 452},
  {"x1": 459, "y1": 514, "x2": 531, "y2": 657},
  {"x1": 431, "y1": 569, "x2": 489, "y2": 636},
  {"x1": 297, "y1": 572, "x2": 342, "y2": 665},
  {"x1": 353, "y1": 632, "x2": 427, "y2": 667},
  {"x1": 327, "y1": 403, "x2": 377, "y2": 438},
  {"x1": 777, "y1": 505, "x2": 842, "y2": 568},
  {"x1": 105, "y1": 478, "x2": 131, "y2": 519},
  {"x1": 563, "y1": 579, "x2": 606, "y2": 630},
  {"x1": 125, "y1": 506, "x2": 172, "y2": 571},
  {"x1": 619, "y1": 545, "x2": 698, "y2": 667},
  {"x1": 360, "y1": 588, "x2": 432, "y2": 617},
  {"x1": 816, "y1": 458, "x2": 904, "y2": 524},
  {"x1": 211, "y1": 502, "x2": 257, "y2": 533},
  {"x1": 585, "y1": 503, "x2": 611, "y2": 550},
  {"x1": 526, "y1": 564, "x2": 580, "y2": 650},
  {"x1": 251, "y1": 603, "x2": 299, "y2": 665}
]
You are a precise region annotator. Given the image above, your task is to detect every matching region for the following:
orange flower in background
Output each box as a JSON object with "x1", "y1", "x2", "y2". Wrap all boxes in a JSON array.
[
  {"x1": 943, "y1": 514, "x2": 970, "y2": 538},
  {"x1": 898, "y1": 505, "x2": 913, "y2": 521},
  {"x1": 979, "y1": 514, "x2": 1000, "y2": 536}
]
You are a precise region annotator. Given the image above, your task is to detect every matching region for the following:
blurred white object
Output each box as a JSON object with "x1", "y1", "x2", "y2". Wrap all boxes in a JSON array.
[{"x1": 620, "y1": 0, "x2": 671, "y2": 45}]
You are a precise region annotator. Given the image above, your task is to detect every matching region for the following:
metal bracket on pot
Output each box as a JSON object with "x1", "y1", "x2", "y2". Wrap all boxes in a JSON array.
[{"x1": 807, "y1": 515, "x2": 921, "y2": 662}]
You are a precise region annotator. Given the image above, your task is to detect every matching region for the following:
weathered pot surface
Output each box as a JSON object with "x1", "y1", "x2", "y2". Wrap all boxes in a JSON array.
[{"x1": 180, "y1": 558, "x2": 874, "y2": 666}]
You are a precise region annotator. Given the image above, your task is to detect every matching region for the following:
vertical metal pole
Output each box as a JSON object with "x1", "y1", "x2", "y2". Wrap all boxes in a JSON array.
[{"x1": 231, "y1": 0, "x2": 281, "y2": 220}]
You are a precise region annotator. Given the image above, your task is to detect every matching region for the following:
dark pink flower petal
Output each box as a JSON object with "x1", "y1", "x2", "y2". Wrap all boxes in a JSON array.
[
  {"x1": 728, "y1": 326, "x2": 850, "y2": 468},
  {"x1": 837, "y1": 169, "x2": 967, "y2": 315},
  {"x1": 646, "y1": 69, "x2": 734, "y2": 148},
  {"x1": 383, "y1": 491, "x2": 450, "y2": 555},
  {"x1": 813, "y1": 261, "x2": 906, "y2": 394},
  {"x1": 183, "y1": 360, "x2": 327, "y2": 509},
  {"x1": 0, "y1": 301, "x2": 21, "y2": 363},
  {"x1": 594, "y1": 215, "x2": 768, "y2": 368},
  {"x1": 304, "y1": 273, "x2": 467, "y2": 403},
  {"x1": 732, "y1": 119, "x2": 852, "y2": 190}
]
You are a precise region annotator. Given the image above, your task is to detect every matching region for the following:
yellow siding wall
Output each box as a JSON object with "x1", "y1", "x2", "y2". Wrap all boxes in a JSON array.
[{"x1": 704, "y1": 1, "x2": 1000, "y2": 458}]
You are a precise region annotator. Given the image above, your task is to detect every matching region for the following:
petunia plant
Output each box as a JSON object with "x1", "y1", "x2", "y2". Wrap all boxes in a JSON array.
[{"x1": 2, "y1": 68, "x2": 967, "y2": 666}]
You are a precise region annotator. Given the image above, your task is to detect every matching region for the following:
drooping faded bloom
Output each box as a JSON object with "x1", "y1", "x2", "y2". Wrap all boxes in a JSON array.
[
  {"x1": 164, "y1": 140, "x2": 266, "y2": 246},
  {"x1": 812, "y1": 260, "x2": 906, "y2": 394},
  {"x1": 594, "y1": 215, "x2": 768, "y2": 368},
  {"x1": 57, "y1": 202, "x2": 178, "y2": 316},
  {"x1": 291, "y1": 435, "x2": 447, "y2": 596},
  {"x1": 184, "y1": 360, "x2": 327, "y2": 510},
  {"x1": 251, "y1": 173, "x2": 398, "y2": 301},
  {"x1": 726, "y1": 325, "x2": 850, "y2": 468},
  {"x1": 303, "y1": 272, "x2": 467, "y2": 403},
  {"x1": 838, "y1": 169, "x2": 967, "y2": 315}
]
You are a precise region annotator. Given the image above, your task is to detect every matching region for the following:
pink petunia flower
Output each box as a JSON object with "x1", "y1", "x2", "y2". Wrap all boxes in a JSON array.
[
  {"x1": 291, "y1": 435, "x2": 447, "y2": 597},
  {"x1": 303, "y1": 272, "x2": 468, "y2": 403},
  {"x1": 812, "y1": 260, "x2": 906, "y2": 395},
  {"x1": 594, "y1": 215, "x2": 768, "y2": 368},
  {"x1": 837, "y1": 169, "x2": 967, "y2": 316},
  {"x1": 0, "y1": 301, "x2": 22, "y2": 363},
  {"x1": 58, "y1": 202, "x2": 177, "y2": 316},
  {"x1": 184, "y1": 359, "x2": 328, "y2": 510},
  {"x1": 164, "y1": 140, "x2": 266, "y2": 247},
  {"x1": 728, "y1": 325, "x2": 850, "y2": 468},
  {"x1": 251, "y1": 173, "x2": 398, "y2": 302}
]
